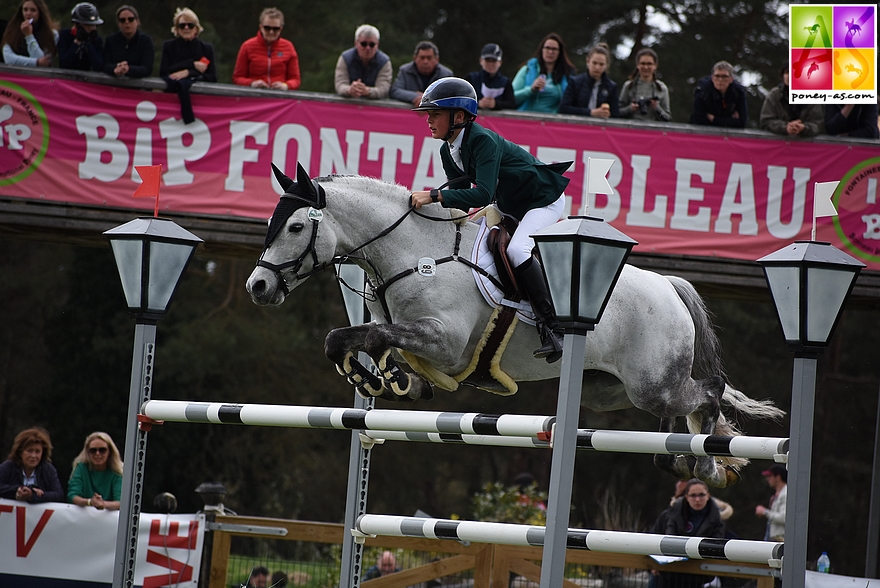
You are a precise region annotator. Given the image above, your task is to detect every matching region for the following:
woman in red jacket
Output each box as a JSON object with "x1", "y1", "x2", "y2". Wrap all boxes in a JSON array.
[{"x1": 233, "y1": 7, "x2": 300, "y2": 91}]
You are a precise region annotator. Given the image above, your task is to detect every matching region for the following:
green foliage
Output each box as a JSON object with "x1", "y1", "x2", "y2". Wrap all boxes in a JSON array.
[{"x1": 471, "y1": 481, "x2": 547, "y2": 526}]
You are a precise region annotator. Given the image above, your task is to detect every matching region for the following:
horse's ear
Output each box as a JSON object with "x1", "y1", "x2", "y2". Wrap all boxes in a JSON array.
[
  {"x1": 271, "y1": 163, "x2": 294, "y2": 193},
  {"x1": 295, "y1": 162, "x2": 312, "y2": 191}
]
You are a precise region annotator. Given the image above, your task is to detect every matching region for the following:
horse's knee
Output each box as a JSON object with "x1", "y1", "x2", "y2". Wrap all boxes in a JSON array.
[{"x1": 325, "y1": 326, "x2": 366, "y2": 364}]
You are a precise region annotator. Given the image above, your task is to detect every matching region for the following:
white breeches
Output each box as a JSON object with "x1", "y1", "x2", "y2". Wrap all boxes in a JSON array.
[{"x1": 507, "y1": 195, "x2": 566, "y2": 268}]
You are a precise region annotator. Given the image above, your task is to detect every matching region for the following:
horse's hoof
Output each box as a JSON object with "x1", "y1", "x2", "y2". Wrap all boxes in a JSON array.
[{"x1": 723, "y1": 466, "x2": 741, "y2": 487}]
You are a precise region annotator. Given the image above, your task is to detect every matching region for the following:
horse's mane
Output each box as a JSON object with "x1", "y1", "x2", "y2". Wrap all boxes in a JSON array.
[{"x1": 315, "y1": 174, "x2": 460, "y2": 221}]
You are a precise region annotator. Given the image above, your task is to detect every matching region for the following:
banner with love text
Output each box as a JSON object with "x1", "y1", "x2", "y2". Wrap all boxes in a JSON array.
[{"x1": 0, "y1": 499, "x2": 204, "y2": 588}]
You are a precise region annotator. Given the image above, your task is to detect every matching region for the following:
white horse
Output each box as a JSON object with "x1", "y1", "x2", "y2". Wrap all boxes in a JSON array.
[{"x1": 246, "y1": 163, "x2": 783, "y2": 487}]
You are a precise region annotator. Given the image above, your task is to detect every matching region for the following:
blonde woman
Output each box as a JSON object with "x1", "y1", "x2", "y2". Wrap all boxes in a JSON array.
[
  {"x1": 159, "y1": 7, "x2": 216, "y2": 123},
  {"x1": 68, "y1": 432, "x2": 123, "y2": 510}
]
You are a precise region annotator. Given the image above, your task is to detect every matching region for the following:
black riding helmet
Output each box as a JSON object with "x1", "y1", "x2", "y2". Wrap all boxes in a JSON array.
[
  {"x1": 71, "y1": 2, "x2": 103, "y2": 25},
  {"x1": 413, "y1": 77, "x2": 478, "y2": 140}
]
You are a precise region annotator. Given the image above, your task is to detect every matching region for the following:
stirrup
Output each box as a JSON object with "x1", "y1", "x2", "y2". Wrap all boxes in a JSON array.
[{"x1": 534, "y1": 327, "x2": 563, "y2": 363}]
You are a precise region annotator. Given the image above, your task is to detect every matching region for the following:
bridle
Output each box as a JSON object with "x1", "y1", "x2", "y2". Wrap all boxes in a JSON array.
[{"x1": 255, "y1": 165, "x2": 494, "y2": 320}]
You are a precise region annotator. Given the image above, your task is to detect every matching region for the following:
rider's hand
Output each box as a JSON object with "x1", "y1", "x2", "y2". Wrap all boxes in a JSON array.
[{"x1": 410, "y1": 190, "x2": 438, "y2": 209}]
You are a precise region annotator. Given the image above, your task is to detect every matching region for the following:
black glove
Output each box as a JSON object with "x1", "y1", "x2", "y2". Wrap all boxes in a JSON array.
[
  {"x1": 75, "y1": 26, "x2": 88, "y2": 41},
  {"x1": 88, "y1": 29, "x2": 98, "y2": 42}
]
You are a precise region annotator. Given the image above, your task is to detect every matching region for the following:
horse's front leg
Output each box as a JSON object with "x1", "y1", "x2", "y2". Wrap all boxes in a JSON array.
[
  {"x1": 325, "y1": 325, "x2": 386, "y2": 398},
  {"x1": 363, "y1": 318, "x2": 459, "y2": 402},
  {"x1": 653, "y1": 417, "x2": 697, "y2": 480}
]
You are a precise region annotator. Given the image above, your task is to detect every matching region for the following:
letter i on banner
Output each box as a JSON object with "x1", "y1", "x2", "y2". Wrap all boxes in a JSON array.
[
  {"x1": 133, "y1": 165, "x2": 163, "y2": 217},
  {"x1": 812, "y1": 180, "x2": 839, "y2": 240},
  {"x1": 582, "y1": 157, "x2": 615, "y2": 217}
]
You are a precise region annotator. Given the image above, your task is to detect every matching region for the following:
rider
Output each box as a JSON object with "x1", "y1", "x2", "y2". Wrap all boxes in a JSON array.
[{"x1": 410, "y1": 77, "x2": 570, "y2": 363}]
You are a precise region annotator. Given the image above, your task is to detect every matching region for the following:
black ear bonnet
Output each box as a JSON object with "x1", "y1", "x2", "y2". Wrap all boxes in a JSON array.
[{"x1": 264, "y1": 162, "x2": 327, "y2": 249}]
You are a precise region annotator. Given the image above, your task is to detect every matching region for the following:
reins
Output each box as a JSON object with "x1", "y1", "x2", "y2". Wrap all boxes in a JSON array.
[{"x1": 257, "y1": 175, "x2": 504, "y2": 321}]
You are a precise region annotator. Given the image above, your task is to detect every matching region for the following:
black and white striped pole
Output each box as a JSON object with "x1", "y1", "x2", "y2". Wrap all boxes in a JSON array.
[{"x1": 531, "y1": 215, "x2": 636, "y2": 587}]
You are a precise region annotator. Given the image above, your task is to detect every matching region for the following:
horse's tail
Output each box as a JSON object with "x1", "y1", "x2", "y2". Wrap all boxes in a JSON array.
[
  {"x1": 665, "y1": 275, "x2": 725, "y2": 381},
  {"x1": 666, "y1": 276, "x2": 786, "y2": 431}
]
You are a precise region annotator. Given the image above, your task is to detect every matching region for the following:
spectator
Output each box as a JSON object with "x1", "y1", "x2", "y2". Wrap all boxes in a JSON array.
[
  {"x1": 68, "y1": 431, "x2": 123, "y2": 511},
  {"x1": 824, "y1": 103, "x2": 879, "y2": 139},
  {"x1": 246, "y1": 566, "x2": 269, "y2": 588},
  {"x1": 270, "y1": 571, "x2": 288, "y2": 587},
  {"x1": 465, "y1": 43, "x2": 515, "y2": 111},
  {"x1": 410, "y1": 78, "x2": 570, "y2": 362},
  {"x1": 690, "y1": 60, "x2": 747, "y2": 128},
  {"x1": 619, "y1": 48, "x2": 672, "y2": 122},
  {"x1": 659, "y1": 479, "x2": 725, "y2": 588},
  {"x1": 560, "y1": 43, "x2": 620, "y2": 118},
  {"x1": 0, "y1": 427, "x2": 64, "y2": 503},
  {"x1": 363, "y1": 551, "x2": 401, "y2": 580},
  {"x1": 2, "y1": 0, "x2": 57, "y2": 68},
  {"x1": 390, "y1": 41, "x2": 453, "y2": 106},
  {"x1": 512, "y1": 32, "x2": 575, "y2": 113},
  {"x1": 755, "y1": 464, "x2": 787, "y2": 541},
  {"x1": 233, "y1": 8, "x2": 300, "y2": 91},
  {"x1": 334, "y1": 24, "x2": 391, "y2": 100},
  {"x1": 160, "y1": 7, "x2": 216, "y2": 124},
  {"x1": 102, "y1": 5, "x2": 153, "y2": 78},
  {"x1": 57, "y1": 2, "x2": 103, "y2": 72},
  {"x1": 760, "y1": 65, "x2": 823, "y2": 137}
]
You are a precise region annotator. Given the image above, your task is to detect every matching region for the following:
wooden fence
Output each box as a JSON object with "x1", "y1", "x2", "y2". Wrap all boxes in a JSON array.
[{"x1": 205, "y1": 515, "x2": 777, "y2": 588}]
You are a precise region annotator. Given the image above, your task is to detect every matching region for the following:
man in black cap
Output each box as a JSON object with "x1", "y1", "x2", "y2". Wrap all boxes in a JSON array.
[
  {"x1": 755, "y1": 464, "x2": 787, "y2": 541},
  {"x1": 465, "y1": 43, "x2": 515, "y2": 110}
]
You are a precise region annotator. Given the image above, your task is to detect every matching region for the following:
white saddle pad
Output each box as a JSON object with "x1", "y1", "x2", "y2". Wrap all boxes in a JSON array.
[{"x1": 470, "y1": 217, "x2": 537, "y2": 327}]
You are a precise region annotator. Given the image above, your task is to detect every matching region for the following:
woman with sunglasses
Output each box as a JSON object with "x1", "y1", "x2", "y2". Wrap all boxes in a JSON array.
[
  {"x1": 233, "y1": 7, "x2": 300, "y2": 91},
  {"x1": 0, "y1": 428, "x2": 64, "y2": 503},
  {"x1": 102, "y1": 5, "x2": 153, "y2": 78},
  {"x1": 160, "y1": 7, "x2": 216, "y2": 124},
  {"x1": 1, "y1": 0, "x2": 58, "y2": 68},
  {"x1": 68, "y1": 432, "x2": 123, "y2": 510}
]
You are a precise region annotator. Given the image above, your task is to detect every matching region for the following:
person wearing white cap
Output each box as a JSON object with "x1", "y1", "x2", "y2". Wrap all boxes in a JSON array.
[{"x1": 465, "y1": 43, "x2": 515, "y2": 110}]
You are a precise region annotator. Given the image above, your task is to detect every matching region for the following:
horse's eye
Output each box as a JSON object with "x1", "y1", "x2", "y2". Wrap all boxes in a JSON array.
[{"x1": 289, "y1": 221, "x2": 305, "y2": 233}]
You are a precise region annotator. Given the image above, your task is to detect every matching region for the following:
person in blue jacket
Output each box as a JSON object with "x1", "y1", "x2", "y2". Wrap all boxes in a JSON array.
[
  {"x1": 410, "y1": 78, "x2": 571, "y2": 362},
  {"x1": 560, "y1": 43, "x2": 620, "y2": 118},
  {"x1": 57, "y1": 2, "x2": 103, "y2": 72},
  {"x1": 0, "y1": 428, "x2": 64, "y2": 503},
  {"x1": 689, "y1": 61, "x2": 748, "y2": 128}
]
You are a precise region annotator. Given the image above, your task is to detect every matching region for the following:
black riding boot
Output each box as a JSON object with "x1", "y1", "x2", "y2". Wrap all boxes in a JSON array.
[{"x1": 515, "y1": 256, "x2": 564, "y2": 364}]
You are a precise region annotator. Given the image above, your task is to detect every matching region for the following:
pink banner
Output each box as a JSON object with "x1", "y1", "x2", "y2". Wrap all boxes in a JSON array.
[{"x1": 2, "y1": 72, "x2": 879, "y2": 269}]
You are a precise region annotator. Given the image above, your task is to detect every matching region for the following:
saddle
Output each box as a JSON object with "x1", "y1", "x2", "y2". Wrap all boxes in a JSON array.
[{"x1": 485, "y1": 215, "x2": 522, "y2": 298}]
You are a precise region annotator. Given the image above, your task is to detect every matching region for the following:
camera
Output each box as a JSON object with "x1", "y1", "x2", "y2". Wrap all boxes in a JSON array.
[{"x1": 637, "y1": 96, "x2": 659, "y2": 115}]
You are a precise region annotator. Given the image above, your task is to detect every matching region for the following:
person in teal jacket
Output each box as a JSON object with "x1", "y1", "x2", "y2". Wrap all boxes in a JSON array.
[
  {"x1": 411, "y1": 77, "x2": 571, "y2": 362},
  {"x1": 68, "y1": 431, "x2": 123, "y2": 511},
  {"x1": 511, "y1": 33, "x2": 575, "y2": 113}
]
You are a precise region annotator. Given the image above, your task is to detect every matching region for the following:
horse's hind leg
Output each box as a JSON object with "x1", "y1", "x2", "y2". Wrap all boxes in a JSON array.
[
  {"x1": 654, "y1": 417, "x2": 697, "y2": 480},
  {"x1": 325, "y1": 325, "x2": 386, "y2": 398}
]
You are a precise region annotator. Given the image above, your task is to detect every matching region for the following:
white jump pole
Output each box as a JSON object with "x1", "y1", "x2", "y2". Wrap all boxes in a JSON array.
[
  {"x1": 353, "y1": 515, "x2": 784, "y2": 567},
  {"x1": 140, "y1": 400, "x2": 553, "y2": 437},
  {"x1": 365, "y1": 429, "x2": 788, "y2": 461}
]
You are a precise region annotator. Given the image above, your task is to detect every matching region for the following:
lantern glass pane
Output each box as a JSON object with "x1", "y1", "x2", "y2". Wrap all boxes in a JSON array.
[
  {"x1": 540, "y1": 241, "x2": 574, "y2": 318},
  {"x1": 806, "y1": 266, "x2": 854, "y2": 344},
  {"x1": 764, "y1": 266, "x2": 800, "y2": 342},
  {"x1": 110, "y1": 239, "x2": 143, "y2": 309},
  {"x1": 577, "y1": 242, "x2": 628, "y2": 322},
  {"x1": 147, "y1": 241, "x2": 193, "y2": 313}
]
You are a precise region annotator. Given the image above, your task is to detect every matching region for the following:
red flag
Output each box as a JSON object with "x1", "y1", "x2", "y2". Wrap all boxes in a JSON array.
[{"x1": 133, "y1": 165, "x2": 162, "y2": 217}]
